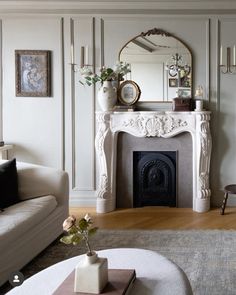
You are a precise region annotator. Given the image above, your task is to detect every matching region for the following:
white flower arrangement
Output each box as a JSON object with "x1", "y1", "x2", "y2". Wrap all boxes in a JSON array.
[{"x1": 79, "y1": 61, "x2": 131, "y2": 86}]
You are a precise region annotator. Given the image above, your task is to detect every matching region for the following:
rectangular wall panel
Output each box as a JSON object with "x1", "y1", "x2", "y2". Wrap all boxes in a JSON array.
[
  {"x1": 2, "y1": 16, "x2": 64, "y2": 169},
  {"x1": 70, "y1": 17, "x2": 95, "y2": 193},
  {"x1": 215, "y1": 18, "x2": 236, "y2": 205}
]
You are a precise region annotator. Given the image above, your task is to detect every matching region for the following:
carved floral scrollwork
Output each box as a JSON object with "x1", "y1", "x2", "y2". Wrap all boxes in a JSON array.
[
  {"x1": 122, "y1": 115, "x2": 188, "y2": 137},
  {"x1": 197, "y1": 116, "x2": 212, "y2": 200},
  {"x1": 199, "y1": 172, "x2": 211, "y2": 199},
  {"x1": 200, "y1": 121, "x2": 211, "y2": 156},
  {"x1": 95, "y1": 113, "x2": 110, "y2": 157},
  {"x1": 97, "y1": 174, "x2": 109, "y2": 199}
]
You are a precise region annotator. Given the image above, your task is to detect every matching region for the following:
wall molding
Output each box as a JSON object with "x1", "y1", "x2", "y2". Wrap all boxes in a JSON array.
[
  {"x1": 205, "y1": 19, "x2": 210, "y2": 104},
  {"x1": 1, "y1": 1, "x2": 236, "y2": 14},
  {"x1": 0, "y1": 20, "x2": 2, "y2": 142},
  {"x1": 71, "y1": 16, "x2": 95, "y2": 192}
]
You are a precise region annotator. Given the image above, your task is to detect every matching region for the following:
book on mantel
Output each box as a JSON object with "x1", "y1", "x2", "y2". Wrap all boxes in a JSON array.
[
  {"x1": 52, "y1": 269, "x2": 136, "y2": 295},
  {"x1": 113, "y1": 105, "x2": 136, "y2": 112}
]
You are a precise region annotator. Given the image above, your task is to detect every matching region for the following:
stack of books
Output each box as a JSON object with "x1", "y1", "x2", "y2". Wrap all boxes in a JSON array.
[
  {"x1": 113, "y1": 105, "x2": 136, "y2": 112},
  {"x1": 53, "y1": 269, "x2": 136, "y2": 295}
]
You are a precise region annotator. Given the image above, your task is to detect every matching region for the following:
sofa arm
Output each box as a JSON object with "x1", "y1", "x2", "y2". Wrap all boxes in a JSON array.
[{"x1": 16, "y1": 162, "x2": 69, "y2": 207}]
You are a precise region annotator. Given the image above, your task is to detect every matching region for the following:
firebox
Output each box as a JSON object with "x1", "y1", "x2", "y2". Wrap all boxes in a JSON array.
[{"x1": 133, "y1": 151, "x2": 177, "y2": 207}]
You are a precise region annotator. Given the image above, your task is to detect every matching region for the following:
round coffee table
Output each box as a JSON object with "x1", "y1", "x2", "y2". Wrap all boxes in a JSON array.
[{"x1": 7, "y1": 248, "x2": 193, "y2": 295}]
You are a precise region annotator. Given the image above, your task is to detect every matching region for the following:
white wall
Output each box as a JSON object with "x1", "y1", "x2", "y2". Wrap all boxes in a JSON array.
[
  {"x1": 2, "y1": 16, "x2": 64, "y2": 169},
  {"x1": 0, "y1": 2, "x2": 235, "y2": 208}
]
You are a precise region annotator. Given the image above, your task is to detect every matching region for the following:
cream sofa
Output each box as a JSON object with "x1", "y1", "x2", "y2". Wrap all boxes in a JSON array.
[{"x1": 0, "y1": 161, "x2": 69, "y2": 286}]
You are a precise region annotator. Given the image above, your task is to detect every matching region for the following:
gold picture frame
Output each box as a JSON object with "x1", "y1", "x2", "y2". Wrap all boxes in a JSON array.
[
  {"x1": 118, "y1": 80, "x2": 141, "y2": 105},
  {"x1": 169, "y1": 78, "x2": 178, "y2": 87},
  {"x1": 15, "y1": 50, "x2": 51, "y2": 97}
]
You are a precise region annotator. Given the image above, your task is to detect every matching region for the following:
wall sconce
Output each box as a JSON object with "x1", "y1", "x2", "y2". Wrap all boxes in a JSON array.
[
  {"x1": 80, "y1": 46, "x2": 90, "y2": 68},
  {"x1": 70, "y1": 45, "x2": 92, "y2": 72},
  {"x1": 220, "y1": 45, "x2": 236, "y2": 74}
]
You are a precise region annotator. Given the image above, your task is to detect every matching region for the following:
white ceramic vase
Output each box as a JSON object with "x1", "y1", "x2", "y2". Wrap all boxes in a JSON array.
[
  {"x1": 97, "y1": 81, "x2": 117, "y2": 111},
  {"x1": 74, "y1": 251, "x2": 108, "y2": 294}
]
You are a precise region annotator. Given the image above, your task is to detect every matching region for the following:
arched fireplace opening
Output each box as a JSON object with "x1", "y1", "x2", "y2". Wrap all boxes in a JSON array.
[{"x1": 133, "y1": 151, "x2": 176, "y2": 207}]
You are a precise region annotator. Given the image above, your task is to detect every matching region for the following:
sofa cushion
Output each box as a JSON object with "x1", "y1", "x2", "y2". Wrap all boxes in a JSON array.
[
  {"x1": 0, "y1": 158, "x2": 19, "y2": 210},
  {"x1": 0, "y1": 195, "x2": 57, "y2": 248}
]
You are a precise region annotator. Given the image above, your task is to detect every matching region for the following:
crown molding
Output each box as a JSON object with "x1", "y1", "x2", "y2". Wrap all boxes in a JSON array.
[{"x1": 0, "y1": 1, "x2": 236, "y2": 14}]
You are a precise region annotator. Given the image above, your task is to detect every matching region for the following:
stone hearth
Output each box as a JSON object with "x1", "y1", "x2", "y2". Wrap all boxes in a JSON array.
[{"x1": 95, "y1": 111, "x2": 212, "y2": 213}]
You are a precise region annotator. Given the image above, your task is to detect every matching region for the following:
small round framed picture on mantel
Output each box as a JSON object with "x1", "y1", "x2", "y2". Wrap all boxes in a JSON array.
[{"x1": 118, "y1": 80, "x2": 141, "y2": 106}]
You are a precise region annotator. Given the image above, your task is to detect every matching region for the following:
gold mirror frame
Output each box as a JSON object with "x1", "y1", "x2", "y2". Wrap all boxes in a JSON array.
[{"x1": 118, "y1": 28, "x2": 193, "y2": 103}]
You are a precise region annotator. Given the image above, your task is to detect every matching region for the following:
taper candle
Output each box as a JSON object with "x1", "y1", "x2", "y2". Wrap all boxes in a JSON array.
[
  {"x1": 71, "y1": 44, "x2": 74, "y2": 65},
  {"x1": 80, "y1": 46, "x2": 84, "y2": 68},
  {"x1": 233, "y1": 45, "x2": 236, "y2": 66},
  {"x1": 85, "y1": 46, "x2": 89, "y2": 65},
  {"x1": 220, "y1": 45, "x2": 223, "y2": 65}
]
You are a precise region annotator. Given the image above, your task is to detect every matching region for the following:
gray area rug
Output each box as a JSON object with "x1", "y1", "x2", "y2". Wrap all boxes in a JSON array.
[{"x1": 2, "y1": 230, "x2": 236, "y2": 294}]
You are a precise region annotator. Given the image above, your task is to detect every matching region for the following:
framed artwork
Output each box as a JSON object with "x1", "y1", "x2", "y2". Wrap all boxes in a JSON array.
[
  {"x1": 169, "y1": 78, "x2": 178, "y2": 87},
  {"x1": 178, "y1": 88, "x2": 191, "y2": 98},
  {"x1": 118, "y1": 80, "x2": 141, "y2": 105},
  {"x1": 15, "y1": 50, "x2": 51, "y2": 97}
]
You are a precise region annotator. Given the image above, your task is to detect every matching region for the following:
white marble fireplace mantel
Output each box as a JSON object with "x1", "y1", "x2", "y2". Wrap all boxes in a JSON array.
[{"x1": 95, "y1": 111, "x2": 212, "y2": 213}]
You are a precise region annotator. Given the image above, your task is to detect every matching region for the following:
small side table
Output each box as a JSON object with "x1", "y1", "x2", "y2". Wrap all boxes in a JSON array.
[
  {"x1": 0, "y1": 145, "x2": 13, "y2": 160},
  {"x1": 220, "y1": 184, "x2": 236, "y2": 215}
]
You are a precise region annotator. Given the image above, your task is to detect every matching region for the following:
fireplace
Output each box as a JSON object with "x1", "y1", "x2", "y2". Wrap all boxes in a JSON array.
[
  {"x1": 95, "y1": 111, "x2": 212, "y2": 213},
  {"x1": 133, "y1": 151, "x2": 176, "y2": 207},
  {"x1": 116, "y1": 132, "x2": 192, "y2": 208}
]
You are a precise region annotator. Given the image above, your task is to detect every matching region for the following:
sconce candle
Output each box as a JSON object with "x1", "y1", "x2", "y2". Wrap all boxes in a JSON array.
[
  {"x1": 234, "y1": 45, "x2": 236, "y2": 66},
  {"x1": 71, "y1": 44, "x2": 74, "y2": 65},
  {"x1": 85, "y1": 46, "x2": 89, "y2": 66},
  {"x1": 220, "y1": 45, "x2": 223, "y2": 65},
  {"x1": 80, "y1": 46, "x2": 85, "y2": 68}
]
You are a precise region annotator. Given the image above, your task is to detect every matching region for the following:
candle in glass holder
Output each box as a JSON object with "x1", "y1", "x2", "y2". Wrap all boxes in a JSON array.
[{"x1": 195, "y1": 100, "x2": 203, "y2": 111}]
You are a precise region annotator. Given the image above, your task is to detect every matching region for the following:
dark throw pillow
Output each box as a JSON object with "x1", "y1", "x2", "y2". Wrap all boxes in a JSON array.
[{"x1": 0, "y1": 158, "x2": 19, "y2": 210}]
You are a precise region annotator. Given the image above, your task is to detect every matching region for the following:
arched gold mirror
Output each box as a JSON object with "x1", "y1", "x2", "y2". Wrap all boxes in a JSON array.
[{"x1": 119, "y1": 28, "x2": 192, "y2": 103}]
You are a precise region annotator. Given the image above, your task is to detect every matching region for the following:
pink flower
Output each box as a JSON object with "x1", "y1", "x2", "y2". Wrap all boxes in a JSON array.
[{"x1": 63, "y1": 215, "x2": 76, "y2": 231}]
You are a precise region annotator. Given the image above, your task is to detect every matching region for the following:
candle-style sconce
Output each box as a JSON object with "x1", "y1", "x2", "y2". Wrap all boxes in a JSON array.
[
  {"x1": 70, "y1": 45, "x2": 92, "y2": 72},
  {"x1": 220, "y1": 45, "x2": 236, "y2": 74}
]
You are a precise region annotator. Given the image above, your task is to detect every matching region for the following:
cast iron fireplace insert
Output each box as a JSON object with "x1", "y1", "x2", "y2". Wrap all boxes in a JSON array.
[{"x1": 133, "y1": 151, "x2": 177, "y2": 207}]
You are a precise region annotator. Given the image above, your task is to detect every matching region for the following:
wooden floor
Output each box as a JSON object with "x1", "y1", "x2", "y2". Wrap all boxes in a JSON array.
[{"x1": 69, "y1": 207, "x2": 236, "y2": 230}]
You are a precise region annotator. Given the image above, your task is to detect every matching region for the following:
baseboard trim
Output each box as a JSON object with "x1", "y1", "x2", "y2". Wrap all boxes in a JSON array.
[{"x1": 69, "y1": 195, "x2": 97, "y2": 207}]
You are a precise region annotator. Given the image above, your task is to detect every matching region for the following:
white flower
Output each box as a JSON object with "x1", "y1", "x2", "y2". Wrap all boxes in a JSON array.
[
  {"x1": 80, "y1": 66, "x2": 93, "y2": 77},
  {"x1": 84, "y1": 213, "x2": 91, "y2": 222}
]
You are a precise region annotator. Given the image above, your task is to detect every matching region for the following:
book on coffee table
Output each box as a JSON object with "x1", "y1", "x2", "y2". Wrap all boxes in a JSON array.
[{"x1": 52, "y1": 269, "x2": 136, "y2": 295}]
